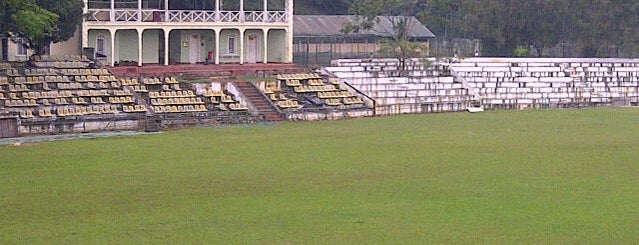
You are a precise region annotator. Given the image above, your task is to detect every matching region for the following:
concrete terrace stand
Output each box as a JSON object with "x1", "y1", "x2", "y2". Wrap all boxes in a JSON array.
[
  {"x1": 450, "y1": 58, "x2": 639, "y2": 109},
  {"x1": 325, "y1": 58, "x2": 473, "y2": 116}
]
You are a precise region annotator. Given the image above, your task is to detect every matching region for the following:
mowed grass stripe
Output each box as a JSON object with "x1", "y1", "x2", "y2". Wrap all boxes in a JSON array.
[{"x1": 1, "y1": 108, "x2": 638, "y2": 244}]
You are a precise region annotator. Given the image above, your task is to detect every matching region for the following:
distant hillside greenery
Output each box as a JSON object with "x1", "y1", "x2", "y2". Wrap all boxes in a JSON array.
[{"x1": 295, "y1": 0, "x2": 639, "y2": 58}]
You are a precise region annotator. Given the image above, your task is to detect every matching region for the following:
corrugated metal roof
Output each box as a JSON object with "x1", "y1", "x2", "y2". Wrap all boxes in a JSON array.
[{"x1": 294, "y1": 15, "x2": 436, "y2": 38}]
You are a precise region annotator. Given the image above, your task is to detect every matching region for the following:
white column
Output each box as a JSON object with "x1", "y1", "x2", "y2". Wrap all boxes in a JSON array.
[
  {"x1": 215, "y1": 0, "x2": 220, "y2": 21},
  {"x1": 164, "y1": 0, "x2": 169, "y2": 22},
  {"x1": 285, "y1": 0, "x2": 294, "y2": 63},
  {"x1": 239, "y1": 0, "x2": 245, "y2": 22},
  {"x1": 137, "y1": 0, "x2": 142, "y2": 22},
  {"x1": 214, "y1": 30, "x2": 220, "y2": 64},
  {"x1": 262, "y1": 29, "x2": 268, "y2": 63},
  {"x1": 239, "y1": 29, "x2": 244, "y2": 64},
  {"x1": 82, "y1": 29, "x2": 89, "y2": 48},
  {"x1": 82, "y1": 0, "x2": 89, "y2": 49},
  {"x1": 110, "y1": 0, "x2": 115, "y2": 22},
  {"x1": 110, "y1": 29, "x2": 116, "y2": 66},
  {"x1": 137, "y1": 29, "x2": 143, "y2": 66},
  {"x1": 164, "y1": 29, "x2": 170, "y2": 66},
  {"x1": 263, "y1": 0, "x2": 268, "y2": 22}
]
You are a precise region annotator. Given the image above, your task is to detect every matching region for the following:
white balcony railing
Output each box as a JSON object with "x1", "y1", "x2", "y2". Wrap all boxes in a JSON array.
[{"x1": 86, "y1": 9, "x2": 289, "y2": 23}]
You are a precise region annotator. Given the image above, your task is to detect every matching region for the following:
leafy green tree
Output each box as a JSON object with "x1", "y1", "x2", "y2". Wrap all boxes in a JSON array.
[
  {"x1": 346, "y1": 0, "x2": 428, "y2": 75},
  {"x1": 1, "y1": 0, "x2": 82, "y2": 56},
  {"x1": 34, "y1": 0, "x2": 84, "y2": 54}
]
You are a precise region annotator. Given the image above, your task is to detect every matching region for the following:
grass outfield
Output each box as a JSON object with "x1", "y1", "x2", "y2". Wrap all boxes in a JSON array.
[{"x1": 1, "y1": 108, "x2": 638, "y2": 244}]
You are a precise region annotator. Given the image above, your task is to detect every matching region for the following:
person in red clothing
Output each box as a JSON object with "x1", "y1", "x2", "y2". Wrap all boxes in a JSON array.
[{"x1": 206, "y1": 48, "x2": 215, "y2": 65}]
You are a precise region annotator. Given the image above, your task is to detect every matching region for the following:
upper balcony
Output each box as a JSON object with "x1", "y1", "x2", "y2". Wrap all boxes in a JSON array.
[{"x1": 84, "y1": 0, "x2": 292, "y2": 24}]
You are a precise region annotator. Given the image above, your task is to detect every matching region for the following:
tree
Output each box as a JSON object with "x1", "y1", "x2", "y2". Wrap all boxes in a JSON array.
[
  {"x1": 5, "y1": 0, "x2": 59, "y2": 55},
  {"x1": 1, "y1": 0, "x2": 82, "y2": 56},
  {"x1": 346, "y1": 0, "x2": 429, "y2": 75},
  {"x1": 34, "y1": 0, "x2": 84, "y2": 54}
]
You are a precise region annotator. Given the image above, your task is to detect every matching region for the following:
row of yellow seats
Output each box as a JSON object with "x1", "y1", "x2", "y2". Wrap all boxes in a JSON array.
[
  {"x1": 228, "y1": 103, "x2": 248, "y2": 111},
  {"x1": 24, "y1": 68, "x2": 57, "y2": 76},
  {"x1": 85, "y1": 81, "x2": 121, "y2": 90},
  {"x1": 277, "y1": 100, "x2": 301, "y2": 108},
  {"x1": 73, "y1": 75, "x2": 117, "y2": 82},
  {"x1": 324, "y1": 98, "x2": 343, "y2": 106},
  {"x1": 108, "y1": 96, "x2": 135, "y2": 104},
  {"x1": 141, "y1": 77, "x2": 163, "y2": 85},
  {"x1": 18, "y1": 90, "x2": 74, "y2": 99},
  {"x1": 20, "y1": 109, "x2": 36, "y2": 119},
  {"x1": 161, "y1": 84, "x2": 182, "y2": 91},
  {"x1": 285, "y1": 79, "x2": 302, "y2": 86},
  {"x1": 14, "y1": 76, "x2": 46, "y2": 84},
  {"x1": 344, "y1": 97, "x2": 364, "y2": 105},
  {"x1": 209, "y1": 96, "x2": 233, "y2": 104},
  {"x1": 39, "y1": 96, "x2": 107, "y2": 105},
  {"x1": 149, "y1": 90, "x2": 195, "y2": 98},
  {"x1": 7, "y1": 84, "x2": 29, "y2": 92},
  {"x1": 5, "y1": 69, "x2": 21, "y2": 76},
  {"x1": 56, "y1": 82, "x2": 84, "y2": 90},
  {"x1": 49, "y1": 97, "x2": 91, "y2": 105},
  {"x1": 62, "y1": 68, "x2": 109, "y2": 76},
  {"x1": 76, "y1": 89, "x2": 111, "y2": 97},
  {"x1": 120, "y1": 78, "x2": 140, "y2": 86},
  {"x1": 276, "y1": 73, "x2": 320, "y2": 80},
  {"x1": 294, "y1": 85, "x2": 337, "y2": 93},
  {"x1": 317, "y1": 91, "x2": 355, "y2": 99},
  {"x1": 307, "y1": 79, "x2": 325, "y2": 86},
  {"x1": 13, "y1": 75, "x2": 72, "y2": 83},
  {"x1": 126, "y1": 85, "x2": 148, "y2": 92},
  {"x1": 123, "y1": 105, "x2": 148, "y2": 113},
  {"x1": 4, "y1": 99, "x2": 38, "y2": 107},
  {"x1": 57, "y1": 105, "x2": 119, "y2": 117},
  {"x1": 202, "y1": 90, "x2": 226, "y2": 97},
  {"x1": 269, "y1": 93, "x2": 288, "y2": 101},
  {"x1": 112, "y1": 90, "x2": 133, "y2": 96},
  {"x1": 153, "y1": 105, "x2": 207, "y2": 113},
  {"x1": 164, "y1": 77, "x2": 179, "y2": 84},
  {"x1": 0, "y1": 63, "x2": 11, "y2": 69},
  {"x1": 67, "y1": 97, "x2": 110, "y2": 105},
  {"x1": 151, "y1": 97, "x2": 204, "y2": 105},
  {"x1": 0, "y1": 77, "x2": 8, "y2": 84}
]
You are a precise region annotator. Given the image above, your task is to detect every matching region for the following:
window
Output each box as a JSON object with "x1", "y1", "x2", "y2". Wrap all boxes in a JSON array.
[
  {"x1": 16, "y1": 37, "x2": 27, "y2": 56},
  {"x1": 228, "y1": 34, "x2": 236, "y2": 54}
]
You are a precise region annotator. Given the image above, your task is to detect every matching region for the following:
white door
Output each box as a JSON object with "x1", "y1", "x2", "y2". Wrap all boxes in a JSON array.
[
  {"x1": 246, "y1": 34, "x2": 259, "y2": 63},
  {"x1": 189, "y1": 33, "x2": 201, "y2": 64}
]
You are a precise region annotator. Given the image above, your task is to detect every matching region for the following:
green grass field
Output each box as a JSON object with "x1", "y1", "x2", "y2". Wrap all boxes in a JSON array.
[{"x1": 1, "y1": 109, "x2": 638, "y2": 244}]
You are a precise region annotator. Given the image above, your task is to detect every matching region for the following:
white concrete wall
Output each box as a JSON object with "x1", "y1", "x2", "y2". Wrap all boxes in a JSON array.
[
  {"x1": 142, "y1": 29, "x2": 160, "y2": 64},
  {"x1": 267, "y1": 29, "x2": 287, "y2": 63},
  {"x1": 116, "y1": 30, "x2": 138, "y2": 63}
]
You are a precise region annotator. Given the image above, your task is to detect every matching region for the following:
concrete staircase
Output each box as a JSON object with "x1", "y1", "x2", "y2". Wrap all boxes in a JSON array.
[{"x1": 234, "y1": 81, "x2": 283, "y2": 122}]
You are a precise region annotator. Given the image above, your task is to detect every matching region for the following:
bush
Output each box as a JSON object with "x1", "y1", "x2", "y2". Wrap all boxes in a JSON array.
[{"x1": 514, "y1": 47, "x2": 530, "y2": 57}]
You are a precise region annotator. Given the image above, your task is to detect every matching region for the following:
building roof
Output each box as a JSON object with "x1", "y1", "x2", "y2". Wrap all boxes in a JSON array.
[{"x1": 294, "y1": 15, "x2": 436, "y2": 39}]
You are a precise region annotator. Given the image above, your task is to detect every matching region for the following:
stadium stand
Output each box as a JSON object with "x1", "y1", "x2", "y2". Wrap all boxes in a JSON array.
[
  {"x1": 267, "y1": 73, "x2": 366, "y2": 109},
  {"x1": 325, "y1": 58, "x2": 472, "y2": 115},
  {"x1": 449, "y1": 58, "x2": 639, "y2": 109},
  {"x1": 0, "y1": 57, "x2": 148, "y2": 121}
]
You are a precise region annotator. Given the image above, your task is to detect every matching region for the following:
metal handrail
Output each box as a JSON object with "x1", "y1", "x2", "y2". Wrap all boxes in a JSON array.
[
  {"x1": 343, "y1": 81, "x2": 377, "y2": 117},
  {"x1": 247, "y1": 82, "x2": 284, "y2": 116},
  {"x1": 449, "y1": 67, "x2": 481, "y2": 101}
]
